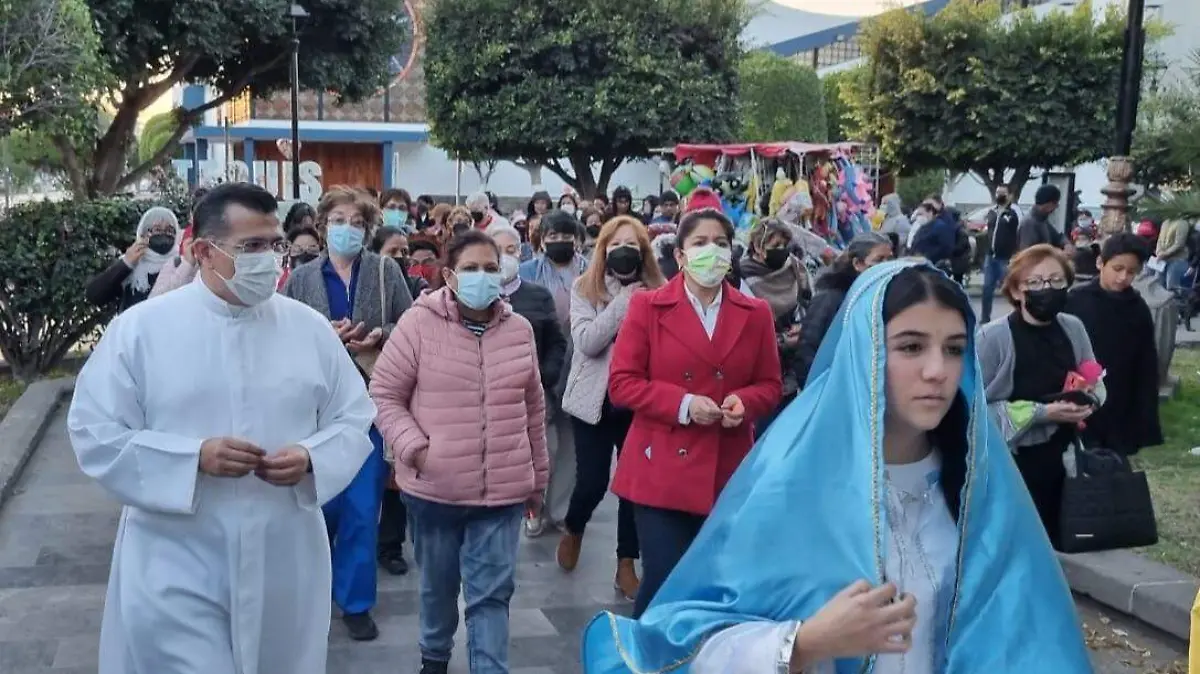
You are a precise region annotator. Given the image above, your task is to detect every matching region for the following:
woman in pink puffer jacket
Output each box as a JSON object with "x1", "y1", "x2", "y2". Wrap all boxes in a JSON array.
[{"x1": 370, "y1": 229, "x2": 548, "y2": 674}]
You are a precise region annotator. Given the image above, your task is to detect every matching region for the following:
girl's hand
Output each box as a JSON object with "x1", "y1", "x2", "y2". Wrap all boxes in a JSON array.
[{"x1": 789, "y1": 581, "x2": 916, "y2": 671}]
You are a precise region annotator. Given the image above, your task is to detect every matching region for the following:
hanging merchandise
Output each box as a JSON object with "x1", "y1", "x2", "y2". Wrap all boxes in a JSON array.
[
  {"x1": 670, "y1": 162, "x2": 715, "y2": 198},
  {"x1": 713, "y1": 171, "x2": 754, "y2": 234},
  {"x1": 769, "y1": 168, "x2": 794, "y2": 217}
]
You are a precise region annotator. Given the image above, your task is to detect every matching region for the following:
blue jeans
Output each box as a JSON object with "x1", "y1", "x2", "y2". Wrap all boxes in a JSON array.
[
  {"x1": 402, "y1": 493, "x2": 523, "y2": 673},
  {"x1": 980, "y1": 256, "x2": 1009, "y2": 324},
  {"x1": 323, "y1": 426, "x2": 388, "y2": 614}
]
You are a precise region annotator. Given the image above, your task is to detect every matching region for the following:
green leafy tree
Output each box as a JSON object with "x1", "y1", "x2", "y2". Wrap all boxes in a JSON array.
[
  {"x1": 55, "y1": 0, "x2": 406, "y2": 198},
  {"x1": 895, "y1": 169, "x2": 946, "y2": 209},
  {"x1": 1132, "y1": 49, "x2": 1200, "y2": 190},
  {"x1": 0, "y1": 196, "x2": 190, "y2": 381},
  {"x1": 0, "y1": 0, "x2": 108, "y2": 138},
  {"x1": 822, "y1": 68, "x2": 863, "y2": 142},
  {"x1": 845, "y1": 0, "x2": 1126, "y2": 200},
  {"x1": 739, "y1": 51, "x2": 826, "y2": 142},
  {"x1": 424, "y1": 0, "x2": 745, "y2": 198},
  {"x1": 137, "y1": 111, "x2": 181, "y2": 166}
]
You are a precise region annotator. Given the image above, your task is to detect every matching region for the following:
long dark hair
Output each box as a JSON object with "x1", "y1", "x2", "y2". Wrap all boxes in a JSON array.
[
  {"x1": 881, "y1": 266, "x2": 972, "y2": 520},
  {"x1": 821, "y1": 231, "x2": 892, "y2": 292}
]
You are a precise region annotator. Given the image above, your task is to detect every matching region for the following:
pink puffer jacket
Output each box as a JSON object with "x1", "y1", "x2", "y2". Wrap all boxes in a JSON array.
[{"x1": 370, "y1": 287, "x2": 549, "y2": 507}]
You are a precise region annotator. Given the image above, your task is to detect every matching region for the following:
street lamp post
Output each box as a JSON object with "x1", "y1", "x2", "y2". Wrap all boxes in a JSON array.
[
  {"x1": 1100, "y1": 0, "x2": 1147, "y2": 235},
  {"x1": 289, "y1": 4, "x2": 309, "y2": 201}
]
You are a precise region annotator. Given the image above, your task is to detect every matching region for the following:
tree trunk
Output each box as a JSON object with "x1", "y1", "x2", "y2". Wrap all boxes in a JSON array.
[{"x1": 596, "y1": 157, "x2": 625, "y2": 198}]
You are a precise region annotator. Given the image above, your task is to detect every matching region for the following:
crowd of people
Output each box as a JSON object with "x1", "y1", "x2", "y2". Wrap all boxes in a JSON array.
[{"x1": 67, "y1": 176, "x2": 1170, "y2": 674}]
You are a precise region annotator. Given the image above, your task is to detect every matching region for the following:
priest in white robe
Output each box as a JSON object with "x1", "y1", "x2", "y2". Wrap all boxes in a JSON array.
[{"x1": 67, "y1": 182, "x2": 377, "y2": 674}]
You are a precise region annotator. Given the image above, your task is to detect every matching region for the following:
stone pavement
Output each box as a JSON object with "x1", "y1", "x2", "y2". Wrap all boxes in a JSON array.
[{"x1": 0, "y1": 407, "x2": 1186, "y2": 674}]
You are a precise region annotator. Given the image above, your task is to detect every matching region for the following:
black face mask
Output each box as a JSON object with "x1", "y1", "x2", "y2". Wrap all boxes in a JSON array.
[
  {"x1": 586, "y1": 225, "x2": 601, "y2": 238},
  {"x1": 471, "y1": 211, "x2": 485, "y2": 224},
  {"x1": 544, "y1": 241, "x2": 576, "y2": 264},
  {"x1": 764, "y1": 248, "x2": 789, "y2": 271},
  {"x1": 995, "y1": 196, "x2": 1008, "y2": 206},
  {"x1": 291, "y1": 252, "x2": 319, "y2": 268},
  {"x1": 148, "y1": 234, "x2": 175, "y2": 255},
  {"x1": 452, "y1": 222, "x2": 470, "y2": 235},
  {"x1": 606, "y1": 246, "x2": 642, "y2": 277},
  {"x1": 393, "y1": 255, "x2": 409, "y2": 270},
  {"x1": 1023, "y1": 288, "x2": 1068, "y2": 322}
]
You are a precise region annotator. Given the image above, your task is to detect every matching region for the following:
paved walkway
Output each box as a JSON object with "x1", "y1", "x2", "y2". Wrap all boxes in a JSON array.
[{"x1": 0, "y1": 408, "x2": 1186, "y2": 673}]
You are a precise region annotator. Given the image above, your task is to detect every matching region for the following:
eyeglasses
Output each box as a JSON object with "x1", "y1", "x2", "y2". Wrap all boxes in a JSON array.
[
  {"x1": 217, "y1": 238, "x2": 289, "y2": 255},
  {"x1": 1022, "y1": 276, "x2": 1069, "y2": 291}
]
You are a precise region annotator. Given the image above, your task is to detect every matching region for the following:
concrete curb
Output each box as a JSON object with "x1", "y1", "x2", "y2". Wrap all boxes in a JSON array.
[
  {"x1": 0, "y1": 377, "x2": 75, "y2": 510},
  {"x1": 1060, "y1": 550, "x2": 1197, "y2": 641}
]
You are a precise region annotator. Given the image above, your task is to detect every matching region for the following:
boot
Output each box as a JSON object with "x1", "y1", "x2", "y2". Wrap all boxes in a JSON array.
[
  {"x1": 556, "y1": 532, "x2": 583, "y2": 572},
  {"x1": 614, "y1": 558, "x2": 640, "y2": 601}
]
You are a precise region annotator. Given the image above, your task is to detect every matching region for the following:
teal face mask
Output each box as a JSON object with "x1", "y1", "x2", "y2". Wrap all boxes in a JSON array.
[
  {"x1": 327, "y1": 224, "x2": 364, "y2": 257},
  {"x1": 452, "y1": 270, "x2": 503, "y2": 310},
  {"x1": 382, "y1": 209, "x2": 406, "y2": 230}
]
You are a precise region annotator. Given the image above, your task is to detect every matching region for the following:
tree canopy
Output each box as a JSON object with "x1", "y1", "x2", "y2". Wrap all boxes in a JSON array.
[
  {"x1": 55, "y1": 0, "x2": 406, "y2": 198},
  {"x1": 822, "y1": 68, "x2": 862, "y2": 142},
  {"x1": 424, "y1": 0, "x2": 745, "y2": 197},
  {"x1": 738, "y1": 51, "x2": 825, "y2": 143},
  {"x1": 0, "y1": 0, "x2": 108, "y2": 139},
  {"x1": 844, "y1": 0, "x2": 1126, "y2": 199},
  {"x1": 1132, "y1": 49, "x2": 1200, "y2": 191}
]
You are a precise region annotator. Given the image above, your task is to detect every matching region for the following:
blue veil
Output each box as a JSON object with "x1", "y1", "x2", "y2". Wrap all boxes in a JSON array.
[{"x1": 581, "y1": 260, "x2": 1091, "y2": 673}]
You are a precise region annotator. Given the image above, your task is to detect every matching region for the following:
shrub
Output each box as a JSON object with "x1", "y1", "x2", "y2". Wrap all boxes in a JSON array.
[{"x1": 0, "y1": 196, "x2": 189, "y2": 381}]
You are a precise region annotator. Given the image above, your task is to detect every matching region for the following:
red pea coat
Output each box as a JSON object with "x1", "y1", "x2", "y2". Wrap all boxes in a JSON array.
[{"x1": 608, "y1": 275, "x2": 782, "y2": 516}]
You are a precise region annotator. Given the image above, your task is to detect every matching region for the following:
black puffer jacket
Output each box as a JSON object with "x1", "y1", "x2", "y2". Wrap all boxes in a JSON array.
[{"x1": 792, "y1": 266, "x2": 857, "y2": 388}]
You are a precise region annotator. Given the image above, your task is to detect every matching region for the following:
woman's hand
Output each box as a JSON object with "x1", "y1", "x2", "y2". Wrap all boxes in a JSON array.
[
  {"x1": 333, "y1": 319, "x2": 368, "y2": 344},
  {"x1": 348, "y1": 327, "x2": 384, "y2": 353},
  {"x1": 781, "y1": 325, "x2": 802, "y2": 348},
  {"x1": 789, "y1": 581, "x2": 916, "y2": 671},
  {"x1": 688, "y1": 395, "x2": 724, "y2": 425},
  {"x1": 720, "y1": 395, "x2": 745, "y2": 428},
  {"x1": 123, "y1": 240, "x2": 148, "y2": 266},
  {"x1": 1044, "y1": 401, "x2": 1092, "y2": 425}
]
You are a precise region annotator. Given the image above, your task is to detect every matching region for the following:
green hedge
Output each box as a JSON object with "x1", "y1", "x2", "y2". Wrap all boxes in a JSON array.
[{"x1": 0, "y1": 196, "x2": 189, "y2": 381}]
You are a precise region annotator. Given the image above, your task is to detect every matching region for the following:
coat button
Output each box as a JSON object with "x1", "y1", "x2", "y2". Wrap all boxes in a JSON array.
[
  {"x1": 677, "y1": 448, "x2": 688, "y2": 457},
  {"x1": 683, "y1": 371, "x2": 693, "y2": 381},
  {"x1": 715, "y1": 369, "x2": 724, "y2": 379}
]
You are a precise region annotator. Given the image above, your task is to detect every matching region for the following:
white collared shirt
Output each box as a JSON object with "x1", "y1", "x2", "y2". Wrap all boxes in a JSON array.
[
  {"x1": 685, "y1": 283, "x2": 722, "y2": 339},
  {"x1": 678, "y1": 284, "x2": 724, "y2": 424}
]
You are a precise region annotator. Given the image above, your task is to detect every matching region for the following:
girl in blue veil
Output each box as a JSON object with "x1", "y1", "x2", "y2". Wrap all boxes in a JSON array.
[{"x1": 581, "y1": 260, "x2": 1091, "y2": 674}]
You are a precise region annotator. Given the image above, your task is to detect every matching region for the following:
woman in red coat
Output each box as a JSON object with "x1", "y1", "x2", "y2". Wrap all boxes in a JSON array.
[{"x1": 608, "y1": 208, "x2": 782, "y2": 617}]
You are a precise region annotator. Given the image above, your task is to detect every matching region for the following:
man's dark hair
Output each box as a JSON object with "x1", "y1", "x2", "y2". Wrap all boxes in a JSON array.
[
  {"x1": 1100, "y1": 232, "x2": 1150, "y2": 264},
  {"x1": 1035, "y1": 184, "x2": 1061, "y2": 206},
  {"x1": 193, "y1": 182, "x2": 279, "y2": 239},
  {"x1": 541, "y1": 209, "x2": 584, "y2": 241}
]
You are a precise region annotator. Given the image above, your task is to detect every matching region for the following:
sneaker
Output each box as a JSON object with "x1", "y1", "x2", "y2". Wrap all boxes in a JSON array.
[
  {"x1": 379, "y1": 552, "x2": 409, "y2": 576},
  {"x1": 523, "y1": 515, "x2": 546, "y2": 538},
  {"x1": 343, "y1": 611, "x2": 379, "y2": 641},
  {"x1": 419, "y1": 658, "x2": 450, "y2": 674}
]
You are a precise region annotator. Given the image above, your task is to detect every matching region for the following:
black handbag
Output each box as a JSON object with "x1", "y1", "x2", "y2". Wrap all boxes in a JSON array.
[{"x1": 1058, "y1": 444, "x2": 1158, "y2": 553}]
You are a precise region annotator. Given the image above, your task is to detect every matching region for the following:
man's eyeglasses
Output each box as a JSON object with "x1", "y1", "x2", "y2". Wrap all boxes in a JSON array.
[
  {"x1": 1022, "y1": 276, "x2": 1069, "y2": 291},
  {"x1": 215, "y1": 238, "x2": 289, "y2": 255}
]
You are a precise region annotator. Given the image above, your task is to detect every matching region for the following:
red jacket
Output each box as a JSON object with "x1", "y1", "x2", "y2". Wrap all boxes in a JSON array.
[{"x1": 608, "y1": 275, "x2": 782, "y2": 516}]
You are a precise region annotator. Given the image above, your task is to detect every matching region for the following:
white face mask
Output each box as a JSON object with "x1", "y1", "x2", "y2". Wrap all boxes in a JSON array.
[
  {"x1": 561, "y1": 204, "x2": 577, "y2": 216},
  {"x1": 682, "y1": 243, "x2": 733, "y2": 288},
  {"x1": 215, "y1": 250, "x2": 282, "y2": 306},
  {"x1": 500, "y1": 254, "x2": 521, "y2": 283}
]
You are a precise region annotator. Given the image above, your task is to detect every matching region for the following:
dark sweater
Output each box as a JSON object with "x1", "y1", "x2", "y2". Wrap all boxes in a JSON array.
[
  {"x1": 1065, "y1": 281, "x2": 1163, "y2": 454},
  {"x1": 506, "y1": 280, "x2": 568, "y2": 395},
  {"x1": 85, "y1": 259, "x2": 156, "y2": 312}
]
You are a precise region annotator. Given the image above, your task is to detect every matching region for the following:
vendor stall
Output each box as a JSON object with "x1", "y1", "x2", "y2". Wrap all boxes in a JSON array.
[{"x1": 660, "y1": 141, "x2": 881, "y2": 250}]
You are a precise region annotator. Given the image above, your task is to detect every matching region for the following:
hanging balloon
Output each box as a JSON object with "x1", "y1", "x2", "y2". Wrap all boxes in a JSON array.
[{"x1": 670, "y1": 165, "x2": 697, "y2": 197}]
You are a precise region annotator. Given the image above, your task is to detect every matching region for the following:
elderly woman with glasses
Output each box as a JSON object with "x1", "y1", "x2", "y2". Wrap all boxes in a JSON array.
[
  {"x1": 977, "y1": 243, "x2": 1105, "y2": 550},
  {"x1": 280, "y1": 186, "x2": 414, "y2": 641}
]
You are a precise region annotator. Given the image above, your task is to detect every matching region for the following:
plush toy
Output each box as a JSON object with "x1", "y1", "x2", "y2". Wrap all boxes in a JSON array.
[
  {"x1": 670, "y1": 162, "x2": 715, "y2": 198},
  {"x1": 769, "y1": 168, "x2": 793, "y2": 217},
  {"x1": 713, "y1": 171, "x2": 753, "y2": 233}
]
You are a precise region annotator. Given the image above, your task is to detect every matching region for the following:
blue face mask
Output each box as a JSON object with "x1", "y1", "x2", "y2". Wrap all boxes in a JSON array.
[
  {"x1": 327, "y1": 224, "x2": 364, "y2": 257},
  {"x1": 453, "y1": 270, "x2": 503, "y2": 311},
  {"x1": 382, "y1": 209, "x2": 406, "y2": 230}
]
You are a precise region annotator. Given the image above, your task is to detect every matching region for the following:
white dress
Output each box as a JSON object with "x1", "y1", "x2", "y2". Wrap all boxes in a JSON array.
[
  {"x1": 67, "y1": 279, "x2": 377, "y2": 674},
  {"x1": 693, "y1": 452, "x2": 958, "y2": 674}
]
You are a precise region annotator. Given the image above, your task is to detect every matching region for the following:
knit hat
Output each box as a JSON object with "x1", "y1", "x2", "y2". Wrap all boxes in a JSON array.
[
  {"x1": 685, "y1": 187, "x2": 723, "y2": 213},
  {"x1": 1035, "y1": 184, "x2": 1061, "y2": 206}
]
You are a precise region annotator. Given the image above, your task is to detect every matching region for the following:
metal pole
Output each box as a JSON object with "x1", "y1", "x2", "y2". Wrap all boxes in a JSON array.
[
  {"x1": 290, "y1": 16, "x2": 302, "y2": 200},
  {"x1": 1114, "y1": 0, "x2": 1147, "y2": 156}
]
